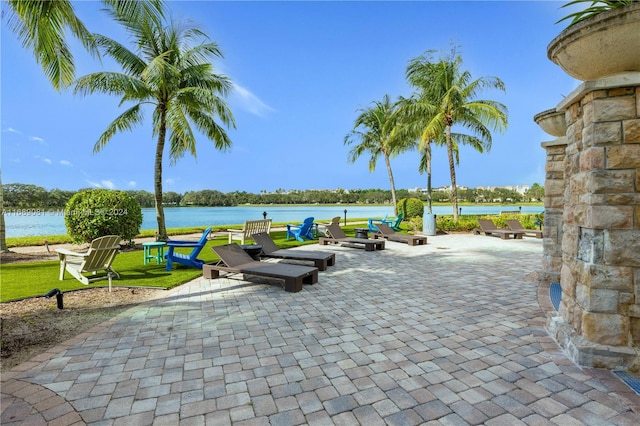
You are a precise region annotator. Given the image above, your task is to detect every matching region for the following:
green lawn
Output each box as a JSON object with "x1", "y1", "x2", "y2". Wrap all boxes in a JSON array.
[{"x1": 0, "y1": 229, "x2": 330, "y2": 303}]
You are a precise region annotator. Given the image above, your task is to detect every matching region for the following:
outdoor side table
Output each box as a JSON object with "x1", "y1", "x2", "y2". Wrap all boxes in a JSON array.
[
  {"x1": 240, "y1": 244, "x2": 263, "y2": 261},
  {"x1": 354, "y1": 228, "x2": 369, "y2": 239},
  {"x1": 143, "y1": 241, "x2": 166, "y2": 265}
]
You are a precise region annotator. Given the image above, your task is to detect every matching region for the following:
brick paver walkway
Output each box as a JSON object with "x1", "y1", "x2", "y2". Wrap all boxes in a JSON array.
[{"x1": 2, "y1": 234, "x2": 639, "y2": 425}]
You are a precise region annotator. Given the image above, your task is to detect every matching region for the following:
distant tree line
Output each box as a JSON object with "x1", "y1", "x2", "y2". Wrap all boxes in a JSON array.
[{"x1": 2, "y1": 183, "x2": 544, "y2": 208}]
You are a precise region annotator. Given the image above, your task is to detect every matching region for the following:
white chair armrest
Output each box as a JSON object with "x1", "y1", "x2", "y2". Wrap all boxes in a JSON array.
[{"x1": 56, "y1": 248, "x2": 89, "y2": 258}]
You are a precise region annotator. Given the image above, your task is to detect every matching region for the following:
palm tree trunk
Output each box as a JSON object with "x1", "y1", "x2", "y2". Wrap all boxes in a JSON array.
[
  {"x1": 426, "y1": 143, "x2": 433, "y2": 214},
  {"x1": 445, "y1": 125, "x2": 458, "y2": 221},
  {"x1": 154, "y1": 107, "x2": 168, "y2": 241},
  {"x1": 0, "y1": 171, "x2": 8, "y2": 252},
  {"x1": 384, "y1": 153, "x2": 398, "y2": 215}
]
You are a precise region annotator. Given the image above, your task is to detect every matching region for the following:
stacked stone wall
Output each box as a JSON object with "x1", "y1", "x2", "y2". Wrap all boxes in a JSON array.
[{"x1": 561, "y1": 85, "x2": 640, "y2": 348}]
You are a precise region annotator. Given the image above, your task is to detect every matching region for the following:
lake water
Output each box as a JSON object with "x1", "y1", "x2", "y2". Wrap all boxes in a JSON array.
[{"x1": 3, "y1": 205, "x2": 544, "y2": 238}]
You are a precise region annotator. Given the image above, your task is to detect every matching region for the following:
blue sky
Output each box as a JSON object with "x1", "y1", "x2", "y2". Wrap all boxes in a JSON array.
[{"x1": 1, "y1": 0, "x2": 579, "y2": 194}]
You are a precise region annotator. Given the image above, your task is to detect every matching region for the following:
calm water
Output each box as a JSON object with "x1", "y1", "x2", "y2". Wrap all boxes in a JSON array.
[{"x1": 4, "y1": 205, "x2": 544, "y2": 238}]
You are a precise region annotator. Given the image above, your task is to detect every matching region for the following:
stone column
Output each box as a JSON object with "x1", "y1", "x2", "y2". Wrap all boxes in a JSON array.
[
  {"x1": 547, "y1": 73, "x2": 640, "y2": 369},
  {"x1": 534, "y1": 109, "x2": 568, "y2": 285},
  {"x1": 540, "y1": 138, "x2": 567, "y2": 285}
]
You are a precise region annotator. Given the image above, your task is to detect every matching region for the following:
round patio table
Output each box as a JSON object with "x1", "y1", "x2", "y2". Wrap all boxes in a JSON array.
[
  {"x1": 240, "y1": 244, "x2": 263, "y2": 261},
  {"x1": 354, "y1": 228, "x2": 369, "y2": 239}
]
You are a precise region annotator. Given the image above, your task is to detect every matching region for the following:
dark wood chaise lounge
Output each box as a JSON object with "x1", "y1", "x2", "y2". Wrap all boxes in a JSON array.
[
  {"x1": 319, "y1": 224, "x2": 385, "y2": 251},
  {"x1": 251, "y1": 232, "x2": 335, "y2": 271},
  {"x1": 506, "y1": 220, "x2": 543, "y2": 238},
  {"x1": 203, "y1": 244, "x2": 318, "y2": 292},
  {"x1": 372, "y1": 223, "x2": 427, "y2": 246},
  {"x1": 473, "y1": 219, "x2": 524, "y2": 240}
]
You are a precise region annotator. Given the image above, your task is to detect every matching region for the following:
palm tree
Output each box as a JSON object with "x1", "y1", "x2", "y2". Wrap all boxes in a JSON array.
[
  {"x1": 4, "y1": 0, "x2": 164, "y2": 91},
  {"x1": 2, "y1": 1, "x2": 165, "y2": 250},
  {"x1": 395, "y1": 94, "x2": 466, "y2": 215},
  {"x1": 394, "y1": 95, "x2": 437, "y2": 214},
  {"x1": 405, "y1": 50, "x2": 508, "y2": 221},
  {"x1": 344, "y1": 95, "x2": 405, "y2": 214},
  {"x1": 74, "y1": 13, "x2": 235, "y2": 240}
]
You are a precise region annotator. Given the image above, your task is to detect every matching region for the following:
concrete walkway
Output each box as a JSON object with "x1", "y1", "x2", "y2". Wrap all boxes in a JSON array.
[{"x1": 2, "y1": 234, "x2": 639, "y2": 425}]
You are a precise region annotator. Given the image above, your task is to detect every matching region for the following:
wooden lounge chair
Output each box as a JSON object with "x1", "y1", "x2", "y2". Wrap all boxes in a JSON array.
[
  {"x1": 506, "y1": 220, "x2": 543, "y2": 238},
  {"x1": 372, "y1": 223, "x2": 427, "y2": 246},
  {"x1": 228, "y1": 219, "x2": 272, "y2": 245},
  {"x1": 319, "y1": 224, "x2": 385, "y2": 251},
  {"x1": 252, "y1": 232, "x2": 335, "y2": 271},
  {"x1": 473, "y1": 219, "x2": 524, "y2": 240},
  {"x1": 57, "y1": 235, "x2": 121, "y2": 292},
  {"x1": 165, "y1": 228, "x2": 211, "y2": 271},
  {"x1": 317, "y1": 216, "x2": 341, "y2": 237},
  {"x1": 204, "y1": 244, "x2": 318, "y2": 292}
]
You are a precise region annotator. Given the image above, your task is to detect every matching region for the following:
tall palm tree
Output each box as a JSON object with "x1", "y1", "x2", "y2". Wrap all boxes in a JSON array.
[
  {"x1": 396, "y1": 94, "x2": 466, "y2": 215},
  {"x1": 2, "y1": 0, "x2": 164, "y2": 251},
  {"x1": 394, "y1": 95, "x2": 438, "y2": 214},
  {"x1": 74, "y1": 13, "x2": 235, "y2": 240},
  {"x1": 344, "y1": 95, "x2": 404, "y2": 214},
  {"x1": 405, "y1": 50, "x2": 508, "y2": 220}
]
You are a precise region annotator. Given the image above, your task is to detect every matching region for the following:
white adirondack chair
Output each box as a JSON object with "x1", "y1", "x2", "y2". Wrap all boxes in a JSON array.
[{"x1": 56, "y1": 235, "x2": 121, "y2": 292}]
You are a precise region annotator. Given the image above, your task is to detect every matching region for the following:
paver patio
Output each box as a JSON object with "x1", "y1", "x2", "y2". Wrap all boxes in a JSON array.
[{"x1": 2, "y1": 234, "x2": 639, "y2": 425}]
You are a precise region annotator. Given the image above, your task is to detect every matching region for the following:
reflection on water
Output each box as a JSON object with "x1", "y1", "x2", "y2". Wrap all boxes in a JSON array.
[{"x1": 4, "y1": 205, "x2": 543, "y2": 238}]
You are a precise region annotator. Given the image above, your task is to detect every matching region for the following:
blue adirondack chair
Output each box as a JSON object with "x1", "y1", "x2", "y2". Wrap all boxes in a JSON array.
[
  {"x1": 286, "y1": 217, "x2": 315, "y2": 242},
  {"x1": 165, "y1": 227, "x2": 211, "y2": 271}
]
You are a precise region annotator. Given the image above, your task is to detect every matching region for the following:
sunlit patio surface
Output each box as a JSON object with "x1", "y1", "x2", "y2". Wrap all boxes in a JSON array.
[{"x1": 2, "y1": 234, "x2": 640, "y2": 425}]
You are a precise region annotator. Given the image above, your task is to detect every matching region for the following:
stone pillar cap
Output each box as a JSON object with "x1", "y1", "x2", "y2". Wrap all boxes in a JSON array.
[{"x1": 557, "y1": 72, "x2": 640, "y2": 111}]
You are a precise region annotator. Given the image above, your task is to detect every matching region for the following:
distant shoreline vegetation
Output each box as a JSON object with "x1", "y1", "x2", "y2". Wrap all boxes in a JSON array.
[{"x1": 2, "y1": 183, "x2": 544, "y2": 209}]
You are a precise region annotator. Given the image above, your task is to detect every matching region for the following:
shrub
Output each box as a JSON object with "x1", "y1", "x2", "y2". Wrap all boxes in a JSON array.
[
  {"x1": 407, "y1": 216, "x2": 423, "y2": 233},
  {"x1": 436, "y1": 215, "x2": 479, "y2": 232},
  {"x1": 64, "y1": 189, "x2": 143, "y2": 243},
  {"x1": 396, "y1": 197, "x2": 424, "y2": 219}
]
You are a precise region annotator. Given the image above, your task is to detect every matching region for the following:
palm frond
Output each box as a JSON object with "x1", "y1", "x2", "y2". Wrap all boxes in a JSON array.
[
  {"x1": 101, "y1": 0, "x2": 165, "y2": 31},
  {"x1": 6, "y1": 0, "x2": 94, "y2": 90},
  {"x1": 74, "y1": 71, "x2": 149, "y2": 99},
  {"x1": 93, "y1": 34, "x2": 146, "y2": 76},
  {"x1": 165, "y1": 103, "x2": 196, "y2": 164},
  {"x1": 94, "y1": 104, "x2": 145, "y2": 152}
]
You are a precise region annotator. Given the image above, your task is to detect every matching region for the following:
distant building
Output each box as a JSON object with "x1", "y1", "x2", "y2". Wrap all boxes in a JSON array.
[
  {"x1": 476, "y1": 185, "x2": 530, "y2": 194},
  {"x1": 410, "y1": 184, "x2": 531, "y2": 194}
]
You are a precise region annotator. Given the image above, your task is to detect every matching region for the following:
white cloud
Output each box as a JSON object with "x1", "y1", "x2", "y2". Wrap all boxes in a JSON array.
[
  {"x1": 35, "y1": 155, "x2": 52, "y2": 164},
  {"x1": 101, "y1": 180, "x2": 115, "y2": 189},
  {"x1": 30, "y1": 136, "x2": 46, "y2": 145},
  {"x1": 230, "y1": 83, "x2": 275, "y2": 117},
  {"x1": 128, "y1": 181, "x2": 137, "y2": 188},
  {"x1": 83, "y1": 179, "x2": 115, "y2": 189},
  {"x1": 5, "y1": 127, "x2": 21, "y2": 134},
  {"x1": 165, "y1": 178, "x2": 175, "y2": 185},
  {"x1": 60, "y1": 160, "x2": 73, "y2": 167}
]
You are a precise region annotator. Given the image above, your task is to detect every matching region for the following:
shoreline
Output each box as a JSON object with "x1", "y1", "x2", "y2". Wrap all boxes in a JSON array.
[{"x1": 3, "y1": 203, "x2": 544, "y2": 245}]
